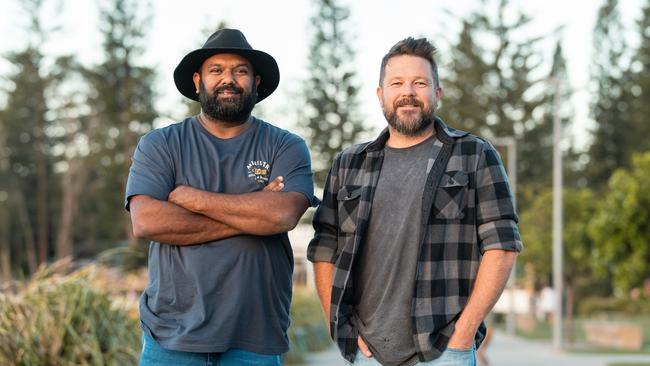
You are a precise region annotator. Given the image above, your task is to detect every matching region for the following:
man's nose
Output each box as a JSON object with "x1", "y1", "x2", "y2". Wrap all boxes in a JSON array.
[
  {"x1": 220, "y1": 70, "x2": 235, "y2": 85},
  {"x1": 400, "y1": 83, "x2": 416, "y2": 96}
]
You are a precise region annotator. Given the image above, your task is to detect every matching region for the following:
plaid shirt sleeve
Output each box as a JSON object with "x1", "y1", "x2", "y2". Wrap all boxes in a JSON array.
[
  {"x1": 475, "y1": 140, "x2": 523, "y2": 253},
  {"x1": 307, "y1": 153, "x2": 341, "y2": 263}
]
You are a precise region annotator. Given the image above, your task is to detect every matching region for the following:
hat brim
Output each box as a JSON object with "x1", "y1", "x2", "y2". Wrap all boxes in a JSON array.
[{"x1": 174, "y1": 48, "x2": 279, "y2": 103}]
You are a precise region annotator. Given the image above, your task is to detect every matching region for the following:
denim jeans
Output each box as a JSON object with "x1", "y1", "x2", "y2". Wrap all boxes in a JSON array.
[
  {"x1": 139, "y1": 333, "x2": 282, "y2": 366},
  {"x1": 347, "y1": 346, "x2": 477, "y2": 366}
]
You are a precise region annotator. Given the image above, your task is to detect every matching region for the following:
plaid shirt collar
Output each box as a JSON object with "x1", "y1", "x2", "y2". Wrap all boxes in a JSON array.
[{"x1": 362, "y1": 117, "x2": 468, "y2": 153}]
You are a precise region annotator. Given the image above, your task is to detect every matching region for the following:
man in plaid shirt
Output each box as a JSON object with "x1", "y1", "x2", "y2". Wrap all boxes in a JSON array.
[{"x1": 307, "y1": 37, "x2": 522, "y2": 365}]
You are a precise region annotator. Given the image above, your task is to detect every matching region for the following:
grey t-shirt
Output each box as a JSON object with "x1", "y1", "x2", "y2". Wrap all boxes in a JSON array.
[
  {"x1": 353, "y1": 135, "x2": 440, "y2": 366},
  {"x1": 124, "y1": 116, "x2": 316, "y2": 354}
]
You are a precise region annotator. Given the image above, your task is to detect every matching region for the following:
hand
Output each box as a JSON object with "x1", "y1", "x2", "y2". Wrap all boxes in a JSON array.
[
  {"x1": 168, "y1": 185, "x2": 204, "y2": 212},
  {"x1": 263, "y1": 176, "x2": 284, "y2": 192},
  {"x1": 447, "y1": 328, "x2": 475, "y2": 350},
  {"x1": 358, "y1": 336, "x2": 372, "y2": 357}
]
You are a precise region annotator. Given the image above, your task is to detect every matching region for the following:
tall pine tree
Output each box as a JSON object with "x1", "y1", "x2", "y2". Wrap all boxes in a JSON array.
[
  {"x1": 628, "y1": 0, "x2": 650, "y2": 158},
  {"x1": 301, "y1": 0, "x2": 367, "y2": 188},
  {"x1": 82, "y1": 0, "x2": 157, "y2": 253},
  {"x1": 439, "y1": 0, "x2": 547, "y2": 204},
  {"x1": 0, "y1": 0, "x2": 55, "y2": 274},
  {"x1": 586, "y1": 0, "x2": 635, "y2": 187}
]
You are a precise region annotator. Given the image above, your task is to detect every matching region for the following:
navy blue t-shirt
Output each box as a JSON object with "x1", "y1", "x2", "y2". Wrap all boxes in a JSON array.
[{"x1": 125, "y1": 116, "x2": 316, "y2": 354}]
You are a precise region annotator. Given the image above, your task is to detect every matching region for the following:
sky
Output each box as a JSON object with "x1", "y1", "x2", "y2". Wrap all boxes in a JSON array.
[{"x1": 0, "y1": 0, "x2": 645, "y2": 149}]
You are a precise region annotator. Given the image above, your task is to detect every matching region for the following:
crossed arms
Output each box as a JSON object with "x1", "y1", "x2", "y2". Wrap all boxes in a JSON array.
[{"x1": 129, "y1": 177, "x2": 309, "y2": 245}]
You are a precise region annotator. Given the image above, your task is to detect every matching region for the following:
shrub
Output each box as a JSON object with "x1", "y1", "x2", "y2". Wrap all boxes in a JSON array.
[{"x1": 0, "y1": 261, "x2": 140, "y2": 365}]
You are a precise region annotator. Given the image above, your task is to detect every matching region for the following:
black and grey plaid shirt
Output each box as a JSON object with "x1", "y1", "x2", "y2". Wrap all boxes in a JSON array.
[{"x1": 307, "y1": 118, "x2": 523, "y2": 363}]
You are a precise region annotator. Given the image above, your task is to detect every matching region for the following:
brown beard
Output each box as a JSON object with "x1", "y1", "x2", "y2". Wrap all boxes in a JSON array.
[{"x1": 383, "y1": 97, "x2": 435, "y2": 136}]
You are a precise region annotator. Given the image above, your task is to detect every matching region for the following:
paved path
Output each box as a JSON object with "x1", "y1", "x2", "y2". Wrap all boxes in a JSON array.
[{"x1": 303, "y1": 331, "x2": 650, "y2": 365}]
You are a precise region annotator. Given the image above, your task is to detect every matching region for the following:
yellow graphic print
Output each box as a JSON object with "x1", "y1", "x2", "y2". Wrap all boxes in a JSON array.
[{"x1": 247, "y1": 160, "x2": 271, "y2": 184}]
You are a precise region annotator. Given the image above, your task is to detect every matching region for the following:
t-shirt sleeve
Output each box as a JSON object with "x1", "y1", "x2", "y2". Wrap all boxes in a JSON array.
[
  {"x1": 270, "y1": 134, "x2": 319, "y2": 207},
  {"x1": 124, "y1": 130, "x2": 175, "y2": 211}
]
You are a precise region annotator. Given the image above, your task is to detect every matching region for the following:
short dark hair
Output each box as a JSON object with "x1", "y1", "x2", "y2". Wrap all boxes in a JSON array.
[{"x1": 379, "y1": 37, "x2": 439, "y2": 88}]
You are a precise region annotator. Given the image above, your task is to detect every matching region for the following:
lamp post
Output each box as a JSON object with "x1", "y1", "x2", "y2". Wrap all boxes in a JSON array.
[{"x1": 549, "y1": 76, "x2": 564, "y2": 351}]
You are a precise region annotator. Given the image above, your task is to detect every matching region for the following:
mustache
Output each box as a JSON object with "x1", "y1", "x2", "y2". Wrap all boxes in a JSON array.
[
  {"x1": 214, "y1": 84, "x2": 244, "y2": 95},
  {"x1": 394, "y1": 97, "x2": 423, "y2": 108}
]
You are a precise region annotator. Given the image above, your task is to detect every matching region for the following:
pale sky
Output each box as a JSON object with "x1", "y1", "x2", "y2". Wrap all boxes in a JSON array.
[{"x1": 0, "y1": 0, "x2": 644, "y2": 149}]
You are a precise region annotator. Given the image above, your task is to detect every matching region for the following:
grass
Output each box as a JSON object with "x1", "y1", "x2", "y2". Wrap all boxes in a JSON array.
[{"x1": 0, "y1": 259, "x2": 141, "y2": 365}]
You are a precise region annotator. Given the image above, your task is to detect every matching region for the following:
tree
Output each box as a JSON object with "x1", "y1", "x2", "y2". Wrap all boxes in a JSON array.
[
  {"x1": 0, "y1": 0, "x2": 55, "y2": 274},
  {"x1": 586, "y1": 0, "x2": 636, "y2": 187},
  {"x1": 439, "y1": 0, "x2": 548, "y2": 204},
  {"x1": 301, "y1": 0, "x2": 367, "y2": 188},
  {"x1": 48, "y1": 56, "x2": 96, "y2": 260},
  {"x1": 439, "y1": 19, "x2": 491, "y2": 135},
  {"x1": 518, "y1": 41, "x2": 573, "y2": 190},
  {"x1": 588, "y1": 152, "x2": 650, "y2": 294},
  {"x1": 627, "y1": 0, "x2": 650, "y2": 159},
  {"x1": 81, "y1": 0, "x2": 157, "y2": 254}
]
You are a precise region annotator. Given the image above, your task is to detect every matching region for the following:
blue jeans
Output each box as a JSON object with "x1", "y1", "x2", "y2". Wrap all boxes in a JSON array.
[
  {"x1": 139, "y1": 333, "x2": 282, "y2": 366},
  {"x1": 347, "y1": 346, "x2": 477, "y2": 366}
]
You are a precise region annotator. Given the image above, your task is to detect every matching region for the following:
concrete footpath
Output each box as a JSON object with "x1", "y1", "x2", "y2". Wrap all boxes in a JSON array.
[{"x1": 303, "y1": 330, "x2": 650, "y2": 365}]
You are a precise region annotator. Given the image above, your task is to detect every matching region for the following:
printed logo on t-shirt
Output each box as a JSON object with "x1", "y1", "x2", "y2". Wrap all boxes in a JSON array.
[{"x1": 246, "y1": 160, "x2": 271, "y2": 184}]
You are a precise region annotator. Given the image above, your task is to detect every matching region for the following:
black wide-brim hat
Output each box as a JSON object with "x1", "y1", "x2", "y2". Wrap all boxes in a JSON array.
[{"x1": 174, "y1": 28, "x2": 280, "y2": 103}]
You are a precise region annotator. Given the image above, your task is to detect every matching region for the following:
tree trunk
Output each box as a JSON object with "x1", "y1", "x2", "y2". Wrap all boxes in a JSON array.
[
  {"x1": 0, "y1": 200, "x2": 11, "y2": 282},
  {"x1": 0, "y1": 132, "x2": 11, "y2": 282},
  {"x1": 55, "y1": 157, "x2": 89, "y2": 259},
  {"x1": 36, "y1": 131, "x2": 49, "y2": 265},
  {"x1": 14, "y1": 188, "x2": 38, "y2": 273}
]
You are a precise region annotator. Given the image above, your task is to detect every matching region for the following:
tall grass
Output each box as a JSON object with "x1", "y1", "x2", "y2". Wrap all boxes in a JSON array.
[{"x1": 0, "y1": 260, "x2": 141, "y2": 366}]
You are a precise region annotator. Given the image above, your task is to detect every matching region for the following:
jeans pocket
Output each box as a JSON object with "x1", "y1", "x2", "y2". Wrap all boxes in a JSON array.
[{"x1": 431, "y1": 345, "x2": 476, "y2": 366}]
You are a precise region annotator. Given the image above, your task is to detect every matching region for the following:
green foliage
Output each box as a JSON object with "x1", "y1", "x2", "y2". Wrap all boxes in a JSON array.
[
  {"x1": 301, "y1": 0, "x2": 368, "y2": 188},
  {"x1": 0, "y1": 263, "x2": 140, "y2": 365},
  {"x1": 518, "y1": 186, "x2": 597, "y2": 283},
  {"x1": 284, "y1": 287, "x2": 331, "y2": 364},
  {"x1": 588, "y1": 152, "x2": 650, "y2": 293},
  {"x1": 577, "y1": 296, "x2": 650, "y2": 317}
]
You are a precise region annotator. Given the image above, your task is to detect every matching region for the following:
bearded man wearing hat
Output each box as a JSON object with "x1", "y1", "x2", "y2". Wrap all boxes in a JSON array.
[{"x1": 125, "y1": 29, "x2": 317, "y2": 365}]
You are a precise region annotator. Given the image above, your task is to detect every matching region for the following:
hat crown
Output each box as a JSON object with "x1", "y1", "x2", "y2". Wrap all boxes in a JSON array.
[{"x1": 203, "y1": 28, "x2": 253, "y2": 50}]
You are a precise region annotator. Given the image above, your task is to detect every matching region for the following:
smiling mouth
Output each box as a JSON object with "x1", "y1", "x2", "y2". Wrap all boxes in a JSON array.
[{"x1": 397, "y1": 105, "x2": 421, "y2": 111}]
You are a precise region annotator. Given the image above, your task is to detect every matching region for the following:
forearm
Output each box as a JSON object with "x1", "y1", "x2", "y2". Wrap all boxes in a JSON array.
[
  {"x1": 314, "y1": 261, "x2": 335, "y2": 324},
  {"x1": 171, "y1": 187, "x2": 308, "y2": 235},
  {"x1": 452, "y1": 250, "x2": 518, "y2": 345},
  {"x1": 129, "y1": 195, "x2": 242, "y2": 245}
]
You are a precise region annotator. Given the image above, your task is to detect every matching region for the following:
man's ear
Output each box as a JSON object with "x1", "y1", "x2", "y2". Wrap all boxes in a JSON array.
[
  {"x1": 193, "y1": 72, "x2": 201, "y2": 94},
  {"x1": 376, "y1": 86, "x2": 383, "y2": 106},
  {"x1": 255, "y1": 75, "x2": 261, "y2": 89}
]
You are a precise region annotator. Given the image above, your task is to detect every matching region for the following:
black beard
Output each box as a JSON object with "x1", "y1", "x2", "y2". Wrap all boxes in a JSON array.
[
  {"x1": 198, "y1": 80, "x2": 257, "y2": 123},
  {"x1": 383, "y1": 97, "x2": 436, "y2": 136}
]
